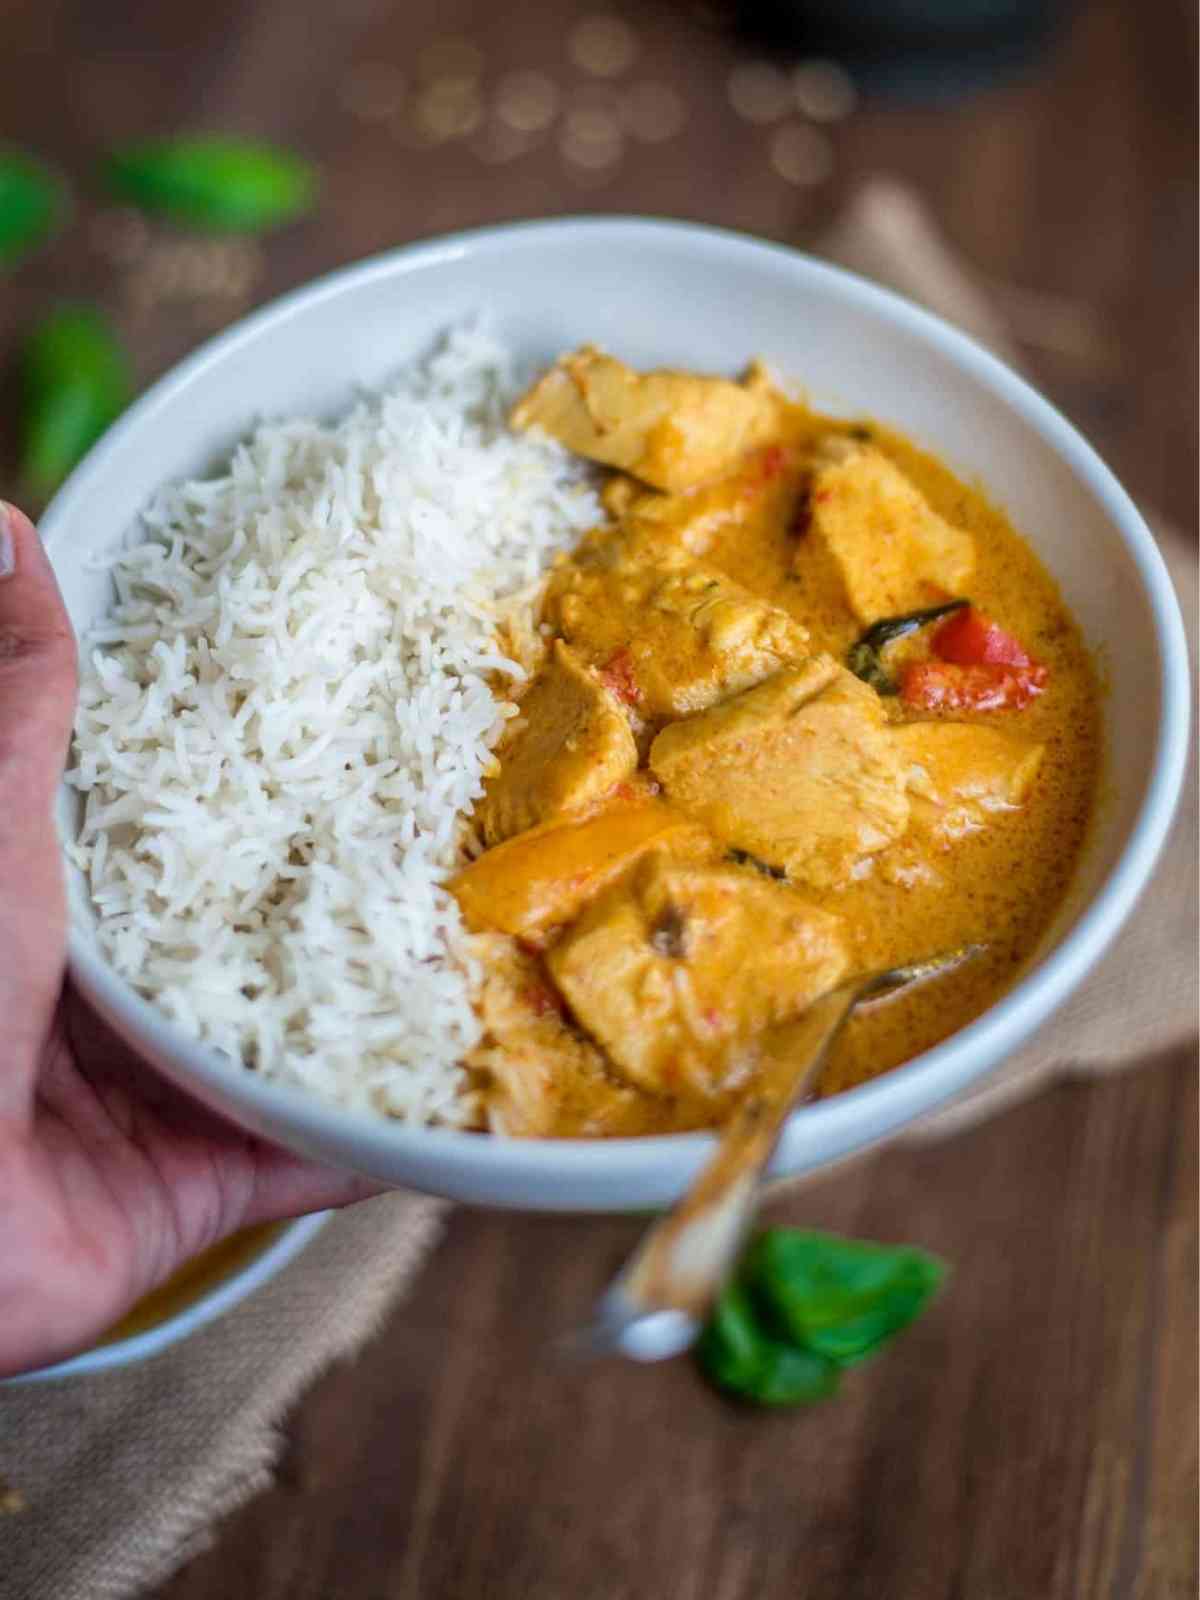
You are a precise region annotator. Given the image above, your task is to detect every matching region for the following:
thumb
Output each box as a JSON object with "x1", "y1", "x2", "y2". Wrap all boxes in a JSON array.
[{"x1": 0, "y1": 503, "x2": 78, "y2": 1116}]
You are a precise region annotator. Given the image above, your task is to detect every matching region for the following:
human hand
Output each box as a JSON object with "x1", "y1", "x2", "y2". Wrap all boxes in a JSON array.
[{"x1": 0, "y1": 505, "x2": 378, "y2": 1378}]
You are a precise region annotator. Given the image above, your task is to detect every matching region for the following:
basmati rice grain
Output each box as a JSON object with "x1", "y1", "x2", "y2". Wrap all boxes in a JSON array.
[{"x1": 68, "y1": 324, "x2": 599, "y2": 1125}]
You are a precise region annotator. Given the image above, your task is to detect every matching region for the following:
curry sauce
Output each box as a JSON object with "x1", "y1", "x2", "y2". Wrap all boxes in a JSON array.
[
  {"x1": 452, "y1": 349, "x2": 1101, "y2": 1134},
  {"x1": 677, "y1": 412, "x2": 1100, "y2": 1094}
]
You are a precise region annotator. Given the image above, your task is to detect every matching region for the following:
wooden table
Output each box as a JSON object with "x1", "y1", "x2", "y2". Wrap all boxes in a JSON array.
[{"x1": 4, "y1": 1, "x2": 1195, "y2": 1593}]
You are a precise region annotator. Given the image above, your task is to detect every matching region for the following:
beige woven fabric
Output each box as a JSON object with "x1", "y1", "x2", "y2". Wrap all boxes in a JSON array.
[
  {"x1": 0, "y1": 184, "x2": 1194, "y2": 1600},
  {"x1": 0, "y1": 1193, "x2": 445, "y2": 1600}
]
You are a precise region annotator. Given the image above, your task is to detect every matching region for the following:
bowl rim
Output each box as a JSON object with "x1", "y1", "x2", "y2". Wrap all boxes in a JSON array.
[
  {"x1": 2, "y1": 1212, "x2": 332, "y2": 1385},
  {"x1": 45, "y1": 215, "x2": 1192, "y2": 1190}
]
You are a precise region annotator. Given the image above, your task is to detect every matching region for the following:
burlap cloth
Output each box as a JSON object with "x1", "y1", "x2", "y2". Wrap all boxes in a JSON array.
[{"x1": 0, "y1": 184, "x2": 1194, "y2": 1600}]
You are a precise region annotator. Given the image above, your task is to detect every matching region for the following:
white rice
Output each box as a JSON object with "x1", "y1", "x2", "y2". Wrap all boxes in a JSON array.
[{"x1": 65, "y1": 325, "x2": 601, "y2": 1124}]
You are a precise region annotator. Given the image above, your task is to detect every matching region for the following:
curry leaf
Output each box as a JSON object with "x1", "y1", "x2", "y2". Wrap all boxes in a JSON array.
[
  {"x1": 104, "y1": 136, "x2": 317, "y2": 232},
  {"x1": 0, "y1": 148, "x2": 68, "y2": 267},
  {"x1": 847, "y1": 599, "x2": 969, "y2": 695},
  {"x1": 695, "y1": 1227, "x2": 947, "y2": 1406},
  {"x1": 741, "y1": 1229, "x2": 947, "y2": 1367},
  {"x1": 21, "y1": 306, "x2": 133, "y2": 499},
  {"x1": 725, "y1": 847, "x2": 787, "y2": 881}
]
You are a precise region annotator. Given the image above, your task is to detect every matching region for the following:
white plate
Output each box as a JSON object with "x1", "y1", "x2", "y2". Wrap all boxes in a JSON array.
[{"x1": 42, "y1": 218, "x2": 1190, "y2": 1211}]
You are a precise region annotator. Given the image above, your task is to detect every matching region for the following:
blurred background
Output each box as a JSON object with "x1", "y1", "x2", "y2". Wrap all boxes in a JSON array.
[{"x1": 1, "y1": 3, "x2": 1195, "y2": 1597}]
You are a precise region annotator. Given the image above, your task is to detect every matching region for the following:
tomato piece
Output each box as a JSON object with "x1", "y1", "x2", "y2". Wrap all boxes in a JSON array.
[
  {"x1": 911, "y1": 607, "x2": 1047, "y2": 710},
  {"x1": 932, "y1": 606, "x2": 1033, "y2": 668},
  {"x1": 899, "y1": 661, "x2": 1048, "y2": 712},
  {"x1": 598, "y1": 647, "x2": 641, "y2": 706}
]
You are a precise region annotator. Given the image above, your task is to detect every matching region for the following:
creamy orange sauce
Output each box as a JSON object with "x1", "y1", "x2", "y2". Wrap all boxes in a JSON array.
[
  {"x1": 694, "y1": 409, "x2": 1101, "y2": 1093},
  {"x1": 458, "y1": 369, "x2": 1102, "y2": 1134}
]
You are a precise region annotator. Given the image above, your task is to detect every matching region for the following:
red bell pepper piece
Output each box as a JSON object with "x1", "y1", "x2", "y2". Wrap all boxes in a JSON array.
[
  {"x1": 931, "y1": 606, "x2": 1034, "y2": 668},
  {"x1": 900, "y1": 660, "x2": 1048, "y2": 712}
]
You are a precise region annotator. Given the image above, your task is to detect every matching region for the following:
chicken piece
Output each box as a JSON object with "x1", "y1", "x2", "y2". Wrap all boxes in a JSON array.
[
  {"x1": 617, "y1": 439, "x2": 811, "y2": 574},
  {"x1": 451, "y1": 795, "x2": 716, "y2": 943},
  {"x1": 609, "y1": 470, "x2": 767, "y2": 564},
  {"x1": 891, "y1": 721, "x2": 1045, "y2": 844},
  {"x1": 544, "y1": 547, "x2": 809, "y2": 720},
  {"x1": 546, "y1": 856, "x2": 847, "y2": 1098},
  {"x1": 511, "y1": 345, "x2": 782, "y2": 492},
  {"x1": 807, "y1": 443, "x2": 975, "y2": 624},
  {"x1": 599, "y1": 473, "x2": 641, "y2": 520},
  {"x1": 467, "y1": 934, "x2": 665, "y2": 1137},
  {"x1": 649, "y1": 660, "x2": 911, "y2": 890},
  {"x1": 478, "y1": 640, "x2": 637, "y2": 846}
]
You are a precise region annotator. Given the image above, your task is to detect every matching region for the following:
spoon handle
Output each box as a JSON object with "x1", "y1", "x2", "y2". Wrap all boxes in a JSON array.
[
  {"x1": 572, "y1": 946, "x2": 981, "y2": 1364},
  {"x1": 583, "y1": 982, "x2": 865, "y2": 1362}
]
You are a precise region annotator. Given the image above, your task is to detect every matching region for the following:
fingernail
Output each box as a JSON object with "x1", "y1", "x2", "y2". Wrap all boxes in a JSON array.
[{"x1": 0, "y1": 505, "x2": 13, "y2": 580}]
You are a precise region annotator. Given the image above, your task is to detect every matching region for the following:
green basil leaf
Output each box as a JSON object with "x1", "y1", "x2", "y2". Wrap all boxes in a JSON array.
[
  {"x1": 104, "y1": 137, "x2": 317, "y2": 232},
  {"x1": 696, "y1": 1283, "x2": 766, "y2": 1390},
  {"x1": 695, "y1": 1282, "x2": 839, "y2": 1405},
  {"x1": 0, "y1": 148, "x2": 68, "y2": 267},
  {"x1": 742, "y1": 1228, "x2": 947, "y2": 1367},
  {"x1": 743, "y1": 1339, "x2": 839, "y2": 1406},
  {"x1": 21, "y1": 306, "x2": 133, "y2": 498}
]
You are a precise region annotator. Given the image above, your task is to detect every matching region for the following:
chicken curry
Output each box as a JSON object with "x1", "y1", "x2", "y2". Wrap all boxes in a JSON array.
[{"x1": 451, "y1": 347, "x2": 1101, "y2": 1137}]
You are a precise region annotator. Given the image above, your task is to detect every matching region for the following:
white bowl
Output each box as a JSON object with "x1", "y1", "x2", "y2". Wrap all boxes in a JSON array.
[
  {"x1": 3, "y1": 1213, "x2": 331, "y2": 1384},
  {"x1": 44, "y1": 218, "x2": 1189, "y2": 1212}
]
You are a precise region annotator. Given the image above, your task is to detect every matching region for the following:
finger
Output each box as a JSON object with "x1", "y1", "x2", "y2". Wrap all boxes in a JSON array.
[
  {"x1": 0, "y1": 503, "x2": 78, "y2": 793},
  {"x1": 0, "y1": 503, "x2": 78, "y2": 1118},
  {"x1": 54, "y1": 993, "x2": 385, "y2": 1248},
  {"x1": 240, "y1": 1144, "x2": 386, "y2": 1227}
]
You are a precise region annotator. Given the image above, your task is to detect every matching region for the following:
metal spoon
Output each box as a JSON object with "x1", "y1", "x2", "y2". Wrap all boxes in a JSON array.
[{"x1": 566, "y1": 946, "x2": 982, "y2": 1364}]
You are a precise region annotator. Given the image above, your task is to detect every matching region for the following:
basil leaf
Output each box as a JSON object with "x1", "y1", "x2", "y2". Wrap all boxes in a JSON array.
[
  {"x1": 695, "y1": 1227, "x2": 948, "y2": 1406},
  {"x1": 743, "y1": 1228, "x2": 947, "y2": 1367},
  {"x1": 696, "y1": 1282, "x2": 766, "y2": 1389},
  {"x1": 21, "y1": 306, "x2": 133, "y2": 498},
  {"x1": 695, "y1": 1282, "x2": 839, "y2": 1405},
  {"x1": 846, "y1": 599, "x2": 969, "y2": 695},
  {"x1": 750, "y1": 1341, "x2": 840, "y2": 1406},
  {"x1": 0, "y1": 148, "x2": 67, "y2": 268},
  {"x1": 104, "y1": 137, "x2": 317, "y2": 232}
]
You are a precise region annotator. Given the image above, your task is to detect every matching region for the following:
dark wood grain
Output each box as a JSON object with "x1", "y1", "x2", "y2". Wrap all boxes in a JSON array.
[
  {"x1": 1, "y1": 0, "x2": 1194, "y2": 1594},
  {"x1": 151, "y1": 1054, "x2": 1197, "y2": 1600}
]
